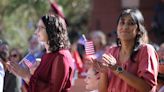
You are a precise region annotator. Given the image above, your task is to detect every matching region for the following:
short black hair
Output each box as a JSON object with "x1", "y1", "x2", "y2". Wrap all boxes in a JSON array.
[
  {"x1": 68, "y1": 30, "x2": 81, "y2": 44},
  {"x1": 158, "y1": 73, "x2": 164, "y2": 82},
  {"x1": 0, "y1": 51, "x2": 7, "y2": 62}
]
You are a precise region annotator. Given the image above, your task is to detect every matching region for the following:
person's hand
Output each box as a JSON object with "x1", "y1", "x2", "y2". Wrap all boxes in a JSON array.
[
  {"x1": 102, "y1": 53, "x2": 118, "y2": 71},
  {"x1": 6, "y1": 61, "x2": 31, "y2": 79},
  {"x1": 30, "y1": 61, "x2": 40, "y2": 75},
  {"x1": 91, "y1": 58, "x2": 109, "y2": 73},
  {"x1": 102, "y1": 53, "x2": 116, "y2": 66},
  {"x1": 91, "y1": 53, "x2": 117, "y2": 72}
]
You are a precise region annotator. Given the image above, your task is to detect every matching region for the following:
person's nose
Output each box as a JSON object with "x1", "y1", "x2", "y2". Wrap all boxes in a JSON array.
[
  {"x1": 122, "y1": 23, "x2": 129, "y2": 30},
  {"x1": 34, "y1": 29, "x2": 39, "y2": 35}
]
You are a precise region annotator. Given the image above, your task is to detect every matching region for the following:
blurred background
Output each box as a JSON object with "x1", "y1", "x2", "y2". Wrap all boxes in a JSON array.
[
  {"x1": 0, "y1": 0, "x2": 90, "y2": 51},
  {"x1": 0, "y1": 0, "x2": 160, "y2": 52}
]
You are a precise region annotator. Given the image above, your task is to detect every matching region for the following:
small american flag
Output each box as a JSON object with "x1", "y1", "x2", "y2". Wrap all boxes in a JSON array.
[
  {"x1": 20, "y1": 53, "x2": 36, "y2": 68},
  {"x1": 85, "y1": 41, "x2": 95, "y2": 55},
  {"x1": 82, "y1": 34, "x2": 95, "y2": 58}
]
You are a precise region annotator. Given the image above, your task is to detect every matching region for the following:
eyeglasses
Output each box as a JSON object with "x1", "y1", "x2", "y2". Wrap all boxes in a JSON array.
[
  {"x1": 10, "y1": 54, "x2": 18, "y2": 58},
  {"x1": 35, "y1": 25, "x2": 46, "y2": 33}
]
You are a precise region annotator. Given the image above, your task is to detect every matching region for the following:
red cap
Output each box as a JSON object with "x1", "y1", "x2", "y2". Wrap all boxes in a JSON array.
[{"x1": 48, "y1": 0, "x2": 65, "y2": 19}]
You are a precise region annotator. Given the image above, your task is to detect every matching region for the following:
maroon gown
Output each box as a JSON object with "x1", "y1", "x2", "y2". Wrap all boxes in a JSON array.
[{"x1": 27, "y1": 49, "x2": 75, "y2": 92}]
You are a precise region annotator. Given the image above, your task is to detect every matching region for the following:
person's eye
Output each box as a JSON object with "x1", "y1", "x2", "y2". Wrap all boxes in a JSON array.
[
  {"x1": 128, "y1": 22, "x2": 135, "y2": 25},
  {"x1": 119, "y1": 21, "x2": 125, "y2": 25}
]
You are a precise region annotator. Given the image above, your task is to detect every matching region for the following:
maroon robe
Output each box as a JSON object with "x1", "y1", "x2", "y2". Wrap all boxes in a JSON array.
[{"x1": 27, "y1": 49, "x2": 74, "y2": 92}]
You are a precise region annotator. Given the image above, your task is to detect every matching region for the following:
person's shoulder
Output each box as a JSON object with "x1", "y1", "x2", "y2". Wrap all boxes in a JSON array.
[
  {"x1": 56, "y1": 49, "x2": 73, "y2": 61},
  {"x1": 140, "y1": 44, "x2": 155, "y2": 50},
  {"x1": 46, "y1": 49, "x2": 70, "y2": 56},
  {"x1": 139, "y1": 44, "x2": 156, "y2": 54},
  {"x1": 105, "y1": 45, "x2": 118, "y2": 51},
  {"x1": 105, "y1": 45, "x2": 119, "y2": 56},
  {"x1": 58, "y1": 49, "x2": 71, "y2": 56}
]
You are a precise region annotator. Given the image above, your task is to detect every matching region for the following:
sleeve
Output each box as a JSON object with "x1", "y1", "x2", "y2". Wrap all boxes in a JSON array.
[
  {"x1": 27, "y1": 54, "x2": 70, "y2": 92},
  {"x1": 4, "y1": 74, "x2": 18, "y2": 92},
  {"x1": 137, "y1": 44, "x2": 159, "y2": 88},
  {"x1": 50, "y1": 55, "x2": 69, "y2": 92},
  {"x1": 0, "y1": 62, "x2": 4, "y2": 92}
]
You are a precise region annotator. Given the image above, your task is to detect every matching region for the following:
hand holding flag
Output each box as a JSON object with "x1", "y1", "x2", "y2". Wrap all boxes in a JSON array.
[{"x1": 19, "y1": 53, "x2": 36, "y2": 68}]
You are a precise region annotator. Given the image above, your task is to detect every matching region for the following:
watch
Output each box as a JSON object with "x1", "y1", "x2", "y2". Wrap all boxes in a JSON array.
[{"x1": 115, "y1": 66, "x2": 124, "y2": 73}]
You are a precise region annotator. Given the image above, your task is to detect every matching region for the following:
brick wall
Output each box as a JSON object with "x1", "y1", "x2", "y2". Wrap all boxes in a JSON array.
[{"x1": 89, "y1": 0, "x2": 158, "y2": 34}]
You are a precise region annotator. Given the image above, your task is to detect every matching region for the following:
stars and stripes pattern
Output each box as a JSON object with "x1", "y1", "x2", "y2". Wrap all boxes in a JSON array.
[
  {"x1": 84, "y1": 41, "x2": 95, "y2": 55},
  {"x1": 23, "y1": 53, "x2": 36, "y2": 68},
  {"x1": 82, "y1": 34, "x2": 95, "y2": 56}
]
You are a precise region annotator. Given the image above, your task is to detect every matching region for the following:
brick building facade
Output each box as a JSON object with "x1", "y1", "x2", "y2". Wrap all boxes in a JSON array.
[{"x1": 89, "y1": 0, "x2": 158, "y2": 42}]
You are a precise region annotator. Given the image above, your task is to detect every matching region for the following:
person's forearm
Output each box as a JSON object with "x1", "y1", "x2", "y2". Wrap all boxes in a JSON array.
[{"x1": 112, "y1": 70, "x2": 151, "y2": 92}]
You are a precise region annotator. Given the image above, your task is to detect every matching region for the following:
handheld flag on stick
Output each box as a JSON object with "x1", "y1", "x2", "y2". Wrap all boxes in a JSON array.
[
  {"x1": 19, "y1": 53, "x2": 36, "y2": 68},
  {"x1": 82, "y1": 34, "x2": 95, "y2": 58}
]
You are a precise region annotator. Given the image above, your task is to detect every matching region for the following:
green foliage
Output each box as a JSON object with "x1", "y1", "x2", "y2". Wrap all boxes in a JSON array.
[
  {"x1": 0, "y1": 0, "x2": 50, "y2": 50},
  {"x1": 59, "y1": 0, "x2": 91, "y2": 32},
  {"x1": 0, "y1": 0, "x2": 90, "y2": 51}
]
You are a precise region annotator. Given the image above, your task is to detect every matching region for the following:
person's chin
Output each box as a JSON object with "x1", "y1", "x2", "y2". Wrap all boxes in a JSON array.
[
  {"x1": 86, "y1": 85, "x2": 90, "y2": 90},
  {"x1": 86, "y1": 86, "x2": 94, "y2": 91},
  {"x1": 39, "y1": 40, "x2": 47, "y2": 43}
]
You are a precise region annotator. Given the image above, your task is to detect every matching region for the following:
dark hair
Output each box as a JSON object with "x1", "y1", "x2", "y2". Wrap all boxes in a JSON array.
[
  {"x1": 41, "y1": 15, "x2": 70, "y2": 52},
  {"x1": 158, "y1": 73, "x2": 164, "y2": 82},
  {"x1": 116, "y1": 9, "x2": 147, "y2": 62},
  {"x1": 0, "y1": 39, "x2": 9, "y2": 58},
  {"x1": 10, "y1": 48, "x2": 22, "y2": 60},
  {"x1": 68, "y1": 30, "x2": 81, "y2": 44},
  {"x1": 0, "y1": 51, "x2": 8, "y2": 62}
]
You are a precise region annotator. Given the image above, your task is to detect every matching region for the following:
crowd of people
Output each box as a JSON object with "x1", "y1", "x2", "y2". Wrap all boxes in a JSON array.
[{"x1": 0, "y1": 1, "x2": 164, "y2": 92}]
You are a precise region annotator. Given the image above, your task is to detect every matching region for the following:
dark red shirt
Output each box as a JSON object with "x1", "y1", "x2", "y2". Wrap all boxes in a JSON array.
[{"x1": 27, "y1": 49, "x2": 74, "y2": 92}]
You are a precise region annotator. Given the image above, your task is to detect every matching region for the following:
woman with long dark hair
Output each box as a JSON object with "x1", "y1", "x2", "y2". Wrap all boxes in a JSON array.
[
  {"x1": 7, "y1": 15, "x2": 74, "y2": 92},
  {"x1": 96, "y1": 9, "x2": 158, "y2": 92}
]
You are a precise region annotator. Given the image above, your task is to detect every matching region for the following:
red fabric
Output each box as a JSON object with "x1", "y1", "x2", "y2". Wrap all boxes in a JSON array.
[
  {"x1": 49, "y1": 0, "x2": 65, "y2": 19},
  {"x1": 106, "y1": 44, "x2": 158, "y2": 92},
  {"x1": 27, "y1": 49, "x2": 74, "y2": 92},
  {"x1": 73, "y1": 50, "x2": 83, "y2": 73}
]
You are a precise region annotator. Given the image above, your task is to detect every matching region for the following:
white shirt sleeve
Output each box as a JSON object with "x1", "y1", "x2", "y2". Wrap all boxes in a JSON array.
[{"x1": 0, "y1": 62, "x2": 5, "y2": 92}]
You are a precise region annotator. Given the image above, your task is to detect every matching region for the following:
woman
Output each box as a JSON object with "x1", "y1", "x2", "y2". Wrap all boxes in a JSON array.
[
  {"x1": 9, "y1": 48, "x2": 22, "y2": 63},
  {"x1": 7, "y1": 15, "x2": 75, "y2": 92},
  {"x1": 95, "y1": 9, "x2": 158, "y2": 92},
  {"x1": 4, "y1": 48, "x2": 22, "y2": 92}
]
